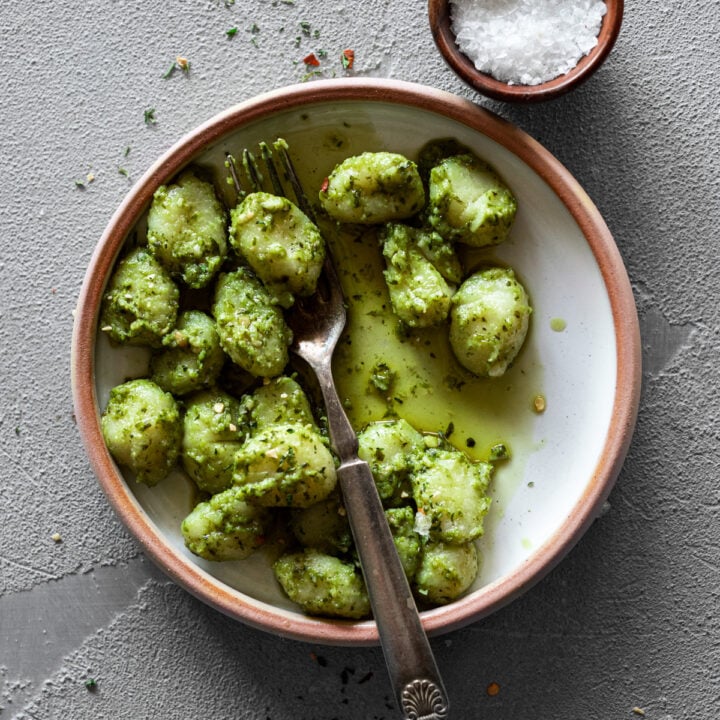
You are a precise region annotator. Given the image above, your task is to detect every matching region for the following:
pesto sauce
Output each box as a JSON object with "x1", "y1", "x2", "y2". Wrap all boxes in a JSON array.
[{"x1": 327, "y1": 223, "x2": 540, "y2": 470}]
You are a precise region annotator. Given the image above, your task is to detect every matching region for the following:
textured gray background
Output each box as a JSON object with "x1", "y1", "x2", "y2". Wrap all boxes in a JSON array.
[{"x1": 1, "y1": 0, "x2": 718, "y2": 718}]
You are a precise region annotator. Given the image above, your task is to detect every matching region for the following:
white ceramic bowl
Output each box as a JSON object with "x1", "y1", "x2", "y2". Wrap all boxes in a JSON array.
[{"x1": 72, "y1": 79, "x2": 641, "y2": 644}]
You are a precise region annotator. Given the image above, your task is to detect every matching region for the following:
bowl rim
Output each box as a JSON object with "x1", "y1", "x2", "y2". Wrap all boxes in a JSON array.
[
  {"x1": 71, "y1": 77, "x2": 641, "y2": 645},
  {"x1": 428, "y1": 0, "x2": 624, "y2": 103}
]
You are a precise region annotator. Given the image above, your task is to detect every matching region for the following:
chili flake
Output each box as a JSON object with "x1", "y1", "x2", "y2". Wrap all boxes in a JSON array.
[
  {"x1": 486, "y1": 681, "x2": 500, "y2": 696},
  {"x1": 341, "y1": 48, "x2": 355, "y2": 69},
  {"x1": 303, "y1": 52, "x2": 320, "y2": 67}
]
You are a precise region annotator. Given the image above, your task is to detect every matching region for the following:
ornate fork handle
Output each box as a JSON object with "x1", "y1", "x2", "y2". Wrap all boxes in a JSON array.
[{"x1": 305, "y1": 351, "x2": 449, "y2": 720}]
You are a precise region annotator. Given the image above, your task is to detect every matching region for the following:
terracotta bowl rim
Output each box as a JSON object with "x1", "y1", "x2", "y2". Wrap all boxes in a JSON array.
[
  {"x1": 428, "y1": 0, "x2": 624, "y2": 103},
  {"x1": 71, "y1": 77, "x2": 640, "y2": 645}
]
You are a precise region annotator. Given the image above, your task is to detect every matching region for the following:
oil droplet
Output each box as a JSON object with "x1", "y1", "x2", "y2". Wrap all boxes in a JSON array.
[{"x1": 550, "y1": 317, "x2": 567, "y2": 332}]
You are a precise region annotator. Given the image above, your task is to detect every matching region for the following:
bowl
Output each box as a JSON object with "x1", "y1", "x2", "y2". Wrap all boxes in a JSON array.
[
  {"x1": 428, "y1": 0, "x2": 624, "y2": 102},
  {"x1": 72, "y1": 78, "x2": 640, "y2": 644}
]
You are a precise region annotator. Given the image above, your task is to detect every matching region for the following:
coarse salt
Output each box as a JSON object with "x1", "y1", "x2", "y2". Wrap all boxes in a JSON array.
[{"x1": 450, "y1": 0, "x2": 607, "y2": 86}]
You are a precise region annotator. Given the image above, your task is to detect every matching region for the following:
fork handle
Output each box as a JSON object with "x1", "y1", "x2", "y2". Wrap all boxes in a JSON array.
[
  {"x1": 310, "y1": 359, "x2": 449, "y2": 718},
  {"x1": 337, "y1": 459, "x2": 450, "y2": 719}
]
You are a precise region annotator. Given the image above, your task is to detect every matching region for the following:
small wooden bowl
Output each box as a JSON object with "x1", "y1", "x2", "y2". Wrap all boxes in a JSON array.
[{"x1": 428, "y1": 0, "x2": 623, "y2": 102}]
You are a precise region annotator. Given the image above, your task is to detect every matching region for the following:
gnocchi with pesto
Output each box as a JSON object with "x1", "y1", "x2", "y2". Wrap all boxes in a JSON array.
[{"x1": 99, "y1": 139, "x2": 532, "y2": 619}]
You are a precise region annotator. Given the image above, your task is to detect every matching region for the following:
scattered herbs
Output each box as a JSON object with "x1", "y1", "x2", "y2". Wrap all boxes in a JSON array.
[
  {"x1": 144, "y1": 108, "x2": 157, "y2": 125},
  {"x1": 162, "y1": 57, "x2": 190, "y2": 79},
  {"x1": 118, "y1": 167, "x2": 129, "y2": 178},
  {"x1": 300, "y1": 70, "x2": 323, "y2": 82},
  {"x1": 226, "y1": 26, "x2": 238, "y2": 38},
  {"x1": 74, "y1": 172, "x2": 95, "y2": 189},
  {"x1": 84, "y1": 678, "x2": 98, "y2": 692}
]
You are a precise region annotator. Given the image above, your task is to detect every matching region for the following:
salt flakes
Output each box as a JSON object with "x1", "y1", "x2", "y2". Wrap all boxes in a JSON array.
[{"x1": 450, "y1": 0, "x2": 607, "y2": 85}]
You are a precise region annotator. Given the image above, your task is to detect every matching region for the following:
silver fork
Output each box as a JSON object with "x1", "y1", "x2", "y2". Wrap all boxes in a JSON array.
[{"x1": 228, "y1": 140, "x2": 449, "y2": 720}]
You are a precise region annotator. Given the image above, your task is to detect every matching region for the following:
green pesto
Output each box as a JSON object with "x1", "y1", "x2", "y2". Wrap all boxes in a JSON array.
[
  {"x1": 150, "y1": 310, "x2": 225, "y2": 396},
  {"x1": 414, "y1": 541, "x2": 479, "y2": 605},
  {"x1": 229, "y1": 191, "x2": 325, "y2": 308},
  {"x1": 416, "y1": 137, "x2": 472, "y2": 184},
  {"x1": 449, "y1": 267, "x2": 532, "y2": 378},
  {"x1": 101, "y1": 378, "x2": 181, "y2": 486},
  {"x1": 385, "y1": 506, "x2": 422, "y2": 580},
  {"x1": 380, "y1": 223, "x2": 456, "y2": 328},
  {"x1": 411, "y1": 446, "x2": 492, "y2": 544},
  {"x1": 319, "y1": 151, "x2": 425, "y2": 224},
  {"x1": 369, "y1": 361, "x2": 396, "y2": 394},
  {"x1": 489, "y1": 442, "x2": 510, "y2": 461},
  {"x1": 181, "y1": 484, "x2": 270, "y2": 561},
  {"x1": 181, "y1": 389, "x2": 243, "y2": 494},
  {"x1": 234, "y1": 423, "x2": 337, "y2": 508},
  {"x1": 238, "y1": 375, "x2": 315, "y2": 433},
  {"x1": 99, "y1": 246, "x2": 179, "y2": 348},
  {"x1": 273, "y1": 548, "x2": 371, "y2": 619},
  {"x1": 357, "y1": 419, "x2": 424, "y2": 504},
  {"x1": 289, "y1": 493, "x2": 353, "y2": 556},
  {"x1": 147, "y1": 170, "x2": 227, "y2": 289},
  {"x1": 427, "y1": 154, "x2": 517, "y2": 247},
  {"x1": 212, "y1": 267, "x2": 292, "y2": 378}
]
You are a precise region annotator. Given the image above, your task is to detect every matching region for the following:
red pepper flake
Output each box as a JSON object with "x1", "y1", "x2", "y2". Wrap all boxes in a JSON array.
[
  {"x1": 320, "y1": 177, "x2": 329, "y2": 193},
  {"x1": 486, "y1": 681, "x2": 500, "y2": 697},
  {"x1": 341, "y1": 48, "x2": 355, "y2": 69},
  {"x1": 303, "y1": 52, "x2": 320, "y2": 67}
]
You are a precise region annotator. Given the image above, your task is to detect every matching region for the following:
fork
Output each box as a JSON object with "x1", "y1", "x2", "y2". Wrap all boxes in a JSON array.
[{"x1": 228, "y1": 140, "x2": 449, "y2": 720}]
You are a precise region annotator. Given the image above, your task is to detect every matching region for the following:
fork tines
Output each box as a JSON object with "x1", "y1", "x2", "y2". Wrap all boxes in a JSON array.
[{"x1": 226, "y1": 139, "x2": 317, "y2": 223}]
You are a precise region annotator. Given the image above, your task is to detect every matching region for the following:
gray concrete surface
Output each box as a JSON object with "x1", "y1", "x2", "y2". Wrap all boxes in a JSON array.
[{"x1": 1, "y1": 1, "x2": 718, "y2": 718}]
